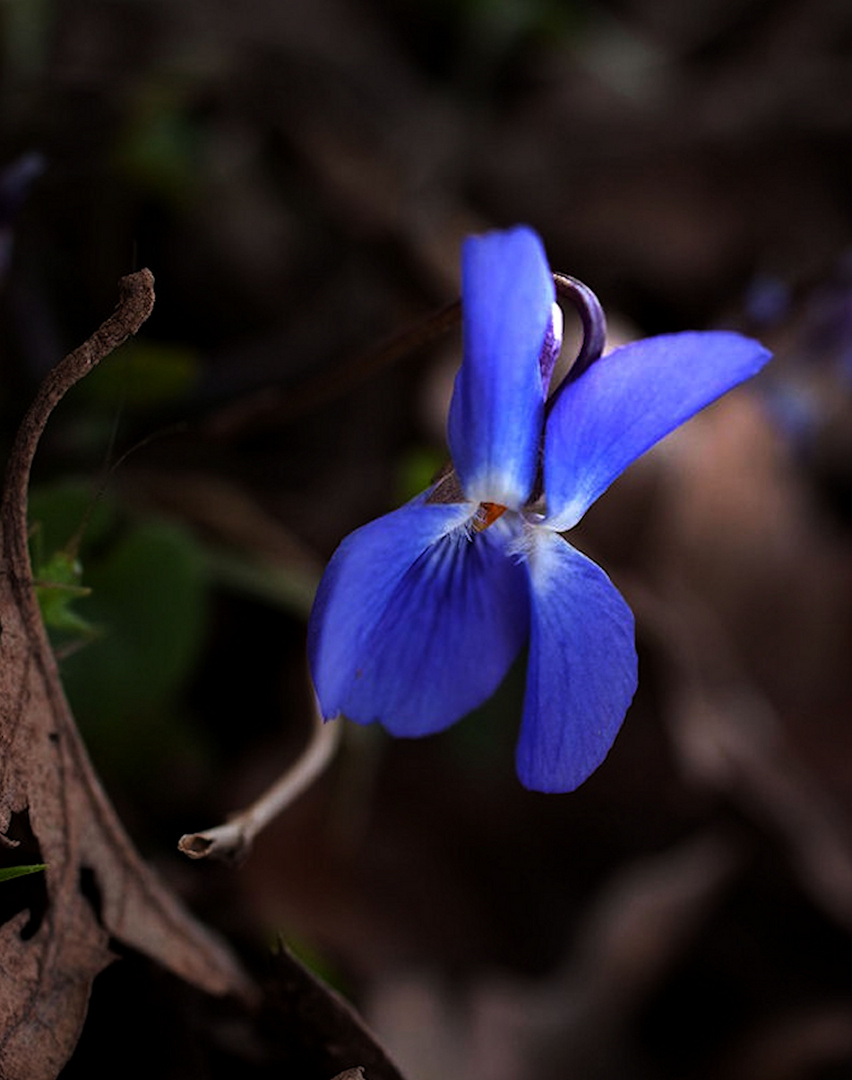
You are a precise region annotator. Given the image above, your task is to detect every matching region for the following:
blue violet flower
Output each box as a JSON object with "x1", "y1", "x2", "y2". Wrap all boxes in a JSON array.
[{"x1": 308, "y1": 226, "x2": 771, "y2": 792}]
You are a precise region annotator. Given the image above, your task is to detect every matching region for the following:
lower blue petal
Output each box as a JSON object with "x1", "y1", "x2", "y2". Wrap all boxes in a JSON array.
[
  {"x1": 516, "y1": 529, "x2": 637, "y2": 792},
  {"x1": 309, "y1": 499, "x2": 530, "y2": 737}
]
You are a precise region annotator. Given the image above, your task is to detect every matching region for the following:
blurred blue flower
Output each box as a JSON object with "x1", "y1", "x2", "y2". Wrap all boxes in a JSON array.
[
  {"x1": 308, "y1": 226, "x2": 771, "y2": 792},
  {"x1": 0, "y1": 152, "x2": 44, "y2": 282}
]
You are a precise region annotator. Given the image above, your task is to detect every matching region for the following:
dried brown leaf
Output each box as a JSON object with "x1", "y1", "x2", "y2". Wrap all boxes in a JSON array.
[
  {"x1": 267, "y1": 947, "x2": 407, "y2": 1080},
  {"x1": 0, "y1": 272, "x2": 254, "y2": 1080}
]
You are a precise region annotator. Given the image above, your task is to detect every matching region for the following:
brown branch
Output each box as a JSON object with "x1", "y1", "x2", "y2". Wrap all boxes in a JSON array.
[{"x1": 2, "y1": 270, "x2": 155, "y2": 587}]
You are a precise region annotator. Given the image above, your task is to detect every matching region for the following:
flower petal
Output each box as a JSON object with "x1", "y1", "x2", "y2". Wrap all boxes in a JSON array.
[
  {"x1": 448, "y1": 226, "x2": 555, "y2": 508},
  {"x1": 516, "y1": 530, "x2": 637, "y2": 792},
  {"x1": 544, "y1": 331, "x2": 772, "y2": 529},
  {"x1": 308, "y1": 499, "x2": 530, "y2": 737}
]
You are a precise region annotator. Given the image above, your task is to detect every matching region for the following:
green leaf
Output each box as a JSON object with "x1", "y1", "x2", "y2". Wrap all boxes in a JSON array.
[
  {"x1": 29, "y1": 481, "x2": 116, "y2": 557},
  {"x1": 29, "y1": 482, "x2": 210, "y2": 779},
  {"x1": 113, "y1": 83, "x2": 204, "y2": 204},
  {"x1": 0, "y1": 864, "x2": 46, "y2": 883},
  {"x1": 60, "y1": 521, "x2": 206, "y2": 721},
  {"x1": 396, "y1": 447, "x2": 445, "y2": 503},
  {"x1": 77, "y1": 340, "x2": 199, "y2": 409}
]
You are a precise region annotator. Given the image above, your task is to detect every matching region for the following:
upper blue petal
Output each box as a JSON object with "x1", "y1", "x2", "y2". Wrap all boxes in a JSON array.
[
  {"x1": 448, "y1": 226, "x2": 555, "y2": 508},
  {"x1": 543, "y1": 331, "x2": 772, "y2": 529},
  {"x1": 516, "y1": 529, "x2": 637, "y2": 792},
  {"x1": 308, "y1": 497, "x2": 530, "y2": 737}
]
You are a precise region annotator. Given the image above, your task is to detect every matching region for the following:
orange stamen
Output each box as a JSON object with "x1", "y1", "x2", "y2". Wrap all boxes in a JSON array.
[{"x1": 472, "y1": 501, "x2": 508, "y2": 532}]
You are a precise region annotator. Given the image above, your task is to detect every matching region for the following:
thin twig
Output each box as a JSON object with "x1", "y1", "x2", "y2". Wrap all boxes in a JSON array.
[
  {"x1": 203, "y1": 298, "x2": 461, "y2": 438},
  {"x1": 178, "y1": 703, "x2": 341, "y2": 863}
]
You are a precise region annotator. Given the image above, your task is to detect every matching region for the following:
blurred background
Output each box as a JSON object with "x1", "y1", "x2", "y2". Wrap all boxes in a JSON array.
[{"x1": 4, "y1": 0, "x2": 852, "y2": 1077}]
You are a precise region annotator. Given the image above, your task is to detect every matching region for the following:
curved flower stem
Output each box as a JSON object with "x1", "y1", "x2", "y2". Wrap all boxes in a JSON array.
[
  {"x1": 546, "y1": 272, "x2": 607, "y2": 418},
  {"x1": 178, "y1": 703, "x2": 341, "y2": 863}
]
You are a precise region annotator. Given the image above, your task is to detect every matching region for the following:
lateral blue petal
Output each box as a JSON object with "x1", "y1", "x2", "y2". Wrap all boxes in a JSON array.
[
  {"x1": 308, "y1": 500, "x2": 530, "y2": 737},
  {"x1": 544, "y1": 331, "x2": 772, "y2": 529},
  {"x1": 448, "y1": 226, "x2": 554, "y2": 508},
  {"x1": 516, "y1": 530, "x2": 637, "y2": 792}
]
